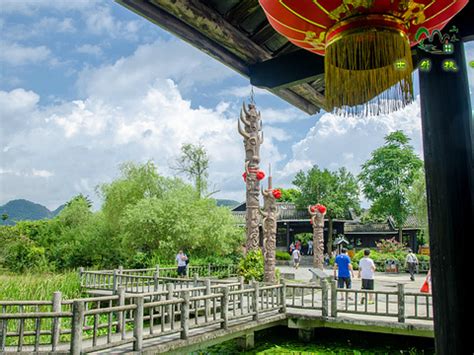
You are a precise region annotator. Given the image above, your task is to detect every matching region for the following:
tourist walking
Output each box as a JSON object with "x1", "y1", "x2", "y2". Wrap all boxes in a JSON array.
[
  {"x1": 289, "y1": 242, "x2": 295, "y2": 255},
  {"x1": 307, "y1": 240, "x2": 314, "y2": 255},
  {"x1": 295, "y1": 240, "x2": 301, "y2": 253},
  {"x1": 324, "y1": 253, "x2": 330, "y2": 267},
  {"x1": 176, "y1": 250, "x2": 188, "y2": 277},
  {"x1": 358, "y1": 249, "x2": 376, "y2": 304},
  {"x1": 292, "y1": 248, "x2": 301, "y2": 269},
  {"x1": 334, "y1": 248, "x2": 354, "y2": 300},
  {"x1": 405, "y1": 249, "x2": 419, "y2": 281}
]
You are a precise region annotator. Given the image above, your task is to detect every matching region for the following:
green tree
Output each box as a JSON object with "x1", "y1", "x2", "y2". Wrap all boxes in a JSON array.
[
  {"x1": 359, "y1": 131, "x2": 423, "y2": 241},
  {"x1": 119, "y1": 184, "x2": 243, "y2": 263},
  {"x1": 407, "y1": 170, "x2": 429, "y2": 244},
  {"x1": 173, "y1": 143, "x2": 209, "y2": 198},
  {"x1": 293, "y1": 166, "x2": 360, "y2": 253},
  {"x1": 98, "y1": 161, "x2": 167, "y2": 228},
  {"x1": 274, "y1": 188, "x2": 301, "y2": 203}
]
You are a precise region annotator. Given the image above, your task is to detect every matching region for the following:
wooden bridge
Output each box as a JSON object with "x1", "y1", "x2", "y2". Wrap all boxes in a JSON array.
[{"x1": 1, "y1": 267, "x2": 434, "y2": 354}]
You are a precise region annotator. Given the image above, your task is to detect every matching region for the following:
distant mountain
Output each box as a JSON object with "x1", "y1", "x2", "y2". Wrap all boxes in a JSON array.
[
  {"x1": 0, "y1": 199, "x2": 63, "y2": 225},
  {"x1": 215, "y1": 199, "x2": 241, "y2": 208}
]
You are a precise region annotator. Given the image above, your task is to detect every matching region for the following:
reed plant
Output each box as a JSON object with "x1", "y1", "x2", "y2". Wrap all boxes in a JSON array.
[{"x1": 0, "y1": 271, "x2": 81, "y2": 300}]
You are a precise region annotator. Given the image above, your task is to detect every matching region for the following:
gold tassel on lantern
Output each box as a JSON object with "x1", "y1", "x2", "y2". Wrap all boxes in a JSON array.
[{"x1": 324, "y1": 15, "x2": 414, "y2": 115}]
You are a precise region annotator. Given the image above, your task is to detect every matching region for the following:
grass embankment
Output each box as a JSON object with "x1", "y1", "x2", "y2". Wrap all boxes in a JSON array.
[{"x1": 0, "y1": 271, "x2": 81, "y2": 300}]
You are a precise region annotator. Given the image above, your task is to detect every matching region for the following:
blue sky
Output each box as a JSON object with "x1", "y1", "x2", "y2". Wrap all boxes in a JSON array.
[{"x1": 1, "y1": 1, "x2": 473, "y2": 210}]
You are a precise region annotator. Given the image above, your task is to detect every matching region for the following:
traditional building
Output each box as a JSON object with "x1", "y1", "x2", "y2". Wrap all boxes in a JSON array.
[{"x1": 232, "y1": 202, "x2": 421, "y2": 252}]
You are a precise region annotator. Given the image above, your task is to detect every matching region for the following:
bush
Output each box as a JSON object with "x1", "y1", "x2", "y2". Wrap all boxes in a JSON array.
[
  {"x1": 4, "y1": 235, "x2": 49, "y2": 273},
  {"x1": 351, "y1": 248, "x2": 430, "y2": 271},
  {"x1": 238, "y1": 250, "x2": 264, "y2": 282},
  {"x1": 276, "y1": 251, "x2": 291, "y2": 260}
]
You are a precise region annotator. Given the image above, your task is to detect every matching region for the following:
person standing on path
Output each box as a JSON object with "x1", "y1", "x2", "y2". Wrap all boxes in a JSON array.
[
  {"x1": 405, "y1": 249, "x2": 419, "y2": 281},
  {"x1": 176, "y1": 250, "x2": 188, "y2": 277},
  {"x1": 334, "y1": 248, "x2": 354, "y2": 300},
  {"x1": 358, "y1": 249, "x2": 376, "y2": 304},
  {"x1": 307, "y1": 240, "x2": 314, "y2": 256},
  {"x1": 292, "y1": 248, "x2": 301, "y2": 269}
]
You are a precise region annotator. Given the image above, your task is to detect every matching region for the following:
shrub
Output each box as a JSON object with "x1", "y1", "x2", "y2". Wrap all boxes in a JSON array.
[
  {"x1": 238, "y1": 250, "x2": 264, "y2": 282},
  {"x1": 276, "y1": 251, "x2": 291, "y2": 260}
]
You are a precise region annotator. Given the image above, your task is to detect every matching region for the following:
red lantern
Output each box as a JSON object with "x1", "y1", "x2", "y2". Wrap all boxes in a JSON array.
[
  {"x1": 242, "y1": 172, "x2": 247, "y2": 182},
  {"x1": 259, "y1": 0, "x2": 468, "y2": 111},
  {"x1": 310, "y1": 205, "x2": 317, "y2": 213},
  {"x1": 272, "y1": 189, "x2": 282, "y2": 199},
  {"x1": 317, "y1": 204, "x2": 327, "y2": 214},
  {"x1": 256, "y1": 170, "x2": 265, "y2": 180}
]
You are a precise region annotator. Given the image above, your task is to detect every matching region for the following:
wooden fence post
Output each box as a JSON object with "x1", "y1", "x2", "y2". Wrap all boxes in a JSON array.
[
  {"x1": 133, "y1": 295, "x2": 144, "y2": 351},
  {"x1": 51, "y1": 291, "x2": 62, "y2": 351},
  {"x1": 397, "y1": 283, "x2": 405, "y2": 323},
  {"x1": 0, "y1": 318, "x2": 6, "y2": 353},
  {"x1": 220, "y1": 286, "x2": 229, "y2": 330},
  {"x1": 321, "y1": 279, "x2": 328, "y2": 317},
  {"x1": 78, "y1": 267, "x2": 84, "y2": 287},
  {"x1": 166, "y1": 283, "x2": 174, "y2": 323},
  {"x1": 113, "y1": 269, "x2": 118, "y2": 292},
  {"x1": 70, "y1": 300, "x2": 84, "y2": 355},
  {"x1": 193, "y1": 273, "x2": 199, "y2": 288},
  {"x1": 252, "y1": 281, "x2": 260, "y2": 321},
  {"x1": 331, "y1": 280, "x2": 337, "y2": 318},
  {"x1": 280, "y1": 279, "x2": 287, "y2": 313},
  {"x1": 205, "y1": 279, "x2": 211, "y2": 316},
  {"x1": 155, "y1": 265, "x2": 160, "y2": 278},
  {"x1": 116, "y1": 286, "x2": 125, "y2": 335},
  {"x1": 181, "y1": 291, "x2": 190, "y2": 339},
  {"x1": 153, "y1": 271, "x2": 159, "y2": 297},
  {"x1": 208, "y1": 263, "x2": 211, "y2": 276}
]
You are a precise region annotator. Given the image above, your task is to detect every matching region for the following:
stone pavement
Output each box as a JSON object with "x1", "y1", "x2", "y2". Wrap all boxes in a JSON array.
[{"x1": 277, "y1": 265, "x2": 428, "y2": 293}]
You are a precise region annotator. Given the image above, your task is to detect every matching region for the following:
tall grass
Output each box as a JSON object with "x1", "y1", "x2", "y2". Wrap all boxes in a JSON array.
[{"x1": 0, "y1": 271, "x2": 81, "y2": 300}]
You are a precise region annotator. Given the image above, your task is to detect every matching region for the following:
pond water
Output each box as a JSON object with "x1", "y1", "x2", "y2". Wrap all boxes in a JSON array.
[{"x1": 196, "y1": 327, "x2": 435, "y2": 354}]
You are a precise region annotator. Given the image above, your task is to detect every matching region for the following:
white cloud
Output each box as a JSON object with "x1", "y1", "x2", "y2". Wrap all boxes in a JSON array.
[
  {"x1": 0, "y1": 42, "x2": 51, "y2": 66},
  {"x1": 76, "y1": 44, "x2": 103, "y2": 57},
  {"x1": 219, "y1": 85, "x2": 271, "y2": 98},
  {"x1": 281, "y1": 98, "x2": 424, "y2": 180},
  {"x1": 32, "y1": 169, "x2": 54, "y2": 178},
  {"x1": 260, "y1": 107, "x2": 306, "y2": 124},
  {"x1": 76, "y1": 40, "x2": 234, "y2": 103}
]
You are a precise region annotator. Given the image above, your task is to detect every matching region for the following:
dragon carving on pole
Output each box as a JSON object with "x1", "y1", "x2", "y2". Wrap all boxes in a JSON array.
[
  {"x1": 238, "y1": 102, "x2": 264, "y2": 252},
  {"x1": 261, "y1": 171, "x2": 281, "y2": 283},
  {"x1": 308, "y1": 204, "x2": 327, "y2": 269}
]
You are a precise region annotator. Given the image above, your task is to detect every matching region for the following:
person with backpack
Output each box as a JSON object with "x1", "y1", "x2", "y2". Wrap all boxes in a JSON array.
[
  {"x1": 405, "y1": 249, "x2": 419, "y2": 281},
  {"x1": 176, "y1": 250, "x2": 188, "y2": 277}
]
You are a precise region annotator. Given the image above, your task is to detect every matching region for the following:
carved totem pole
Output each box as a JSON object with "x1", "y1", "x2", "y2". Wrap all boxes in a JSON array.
[
  {"x1": 308, "y1": 204, "x2": 327, "y2": 269},
  {"x1": 261, "y1": 171, "x2": 281, "y2": 283},
  {"x1": 238, "y1": 102, "x2": 264, "y2": 252}
]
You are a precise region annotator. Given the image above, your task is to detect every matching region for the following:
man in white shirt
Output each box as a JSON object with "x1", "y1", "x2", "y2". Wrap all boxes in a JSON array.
[
  {"x1": 405, "y1": 249, "x2": 419, "y2": 281},
  {"x1": 176, "y1": 250, "x2": 188, "y2": 277},
  {"x1": 292, "y1": 248, "x2": 301, "y2": 269},
  {"x1": 358, "y1": 249, "x2": 376, "y2": 304}
]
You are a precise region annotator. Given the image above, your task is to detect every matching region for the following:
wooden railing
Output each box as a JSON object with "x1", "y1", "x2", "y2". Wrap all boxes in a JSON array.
[
  {"x1": 0, "y1": 278, "x2": 432, "y2": 354},
  {"x1": 79, "y1": 264, "x2": 239, "y2": 291},
  {"x1": 286, "y1": 281, "x2": 433, "y2": 322},
  {"x1": 0, "y1": 280, "x2": 283, "y2": 354}
]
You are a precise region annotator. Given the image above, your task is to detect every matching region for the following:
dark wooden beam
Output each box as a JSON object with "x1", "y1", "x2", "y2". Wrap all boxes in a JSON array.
[
  {"x1": 149, "y1": 0, "x2": 271, "y2": 64},
  {"x1": 249, "y1": 49, "x2": 325, "y2": 90},
  {"x1": 225, "y1": 0, "x2": 260, "y2": 27},
  {"x1": 419, "y1": 40, "x2": 473, "y2": 354},
  {"x1": 118, "y1": 0, "x2": 249, "y2": 75},
  {"x1": 251, "y1": 23, "x2": 278, "y2": 45}
]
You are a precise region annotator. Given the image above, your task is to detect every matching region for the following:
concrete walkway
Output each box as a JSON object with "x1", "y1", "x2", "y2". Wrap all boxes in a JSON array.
[{"x1": 277, "y1": 266, "x2": 428, "y2": 293}]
